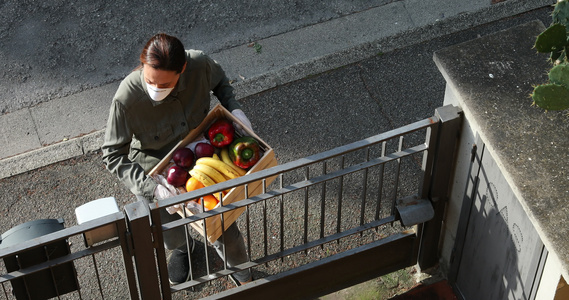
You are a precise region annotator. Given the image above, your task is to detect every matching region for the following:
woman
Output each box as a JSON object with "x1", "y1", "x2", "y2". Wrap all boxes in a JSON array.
[{"x1": 102, "y1": 33, "x2": 252, "y2": 285}]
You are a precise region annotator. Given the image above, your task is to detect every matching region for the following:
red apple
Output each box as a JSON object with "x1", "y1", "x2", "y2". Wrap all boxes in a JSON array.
[
  {"x1": 172, "y1": 147, "x2": 195, "y2": 168},
  {"x1": 194, "y1": 142, "x2": 215, "y2": 158},
  {"x1": 167, "y1": 165, "x2": 188, "y2": 187}
]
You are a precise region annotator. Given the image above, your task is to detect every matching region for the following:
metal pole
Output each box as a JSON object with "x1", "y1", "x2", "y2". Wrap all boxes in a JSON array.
[
  {"x1": 124, "y1": 201, "x2": 162, "y2": 300},
  {"x1": 417, "y1": 105, "x2": 462, "y2": 270},
  {"x1": 116, "y1": 217, "x2": 140, "y2": 300}
]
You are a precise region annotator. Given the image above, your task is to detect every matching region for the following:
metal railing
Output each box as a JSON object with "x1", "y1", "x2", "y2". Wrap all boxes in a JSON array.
[
  {"x1": 145, "y1": 105, "x2": 462, "y2": 299},
  {"x1": 0, "y1": 105, "x2": 462, "y2": 300},
  {"x1": 0, "y1": 212, "x2": 138, "y2": 300}
]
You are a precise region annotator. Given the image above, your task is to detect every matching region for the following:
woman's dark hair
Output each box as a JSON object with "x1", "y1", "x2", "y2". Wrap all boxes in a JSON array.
[{"x1": 139, "y1": 33, "x2": 186, "y2": 73}]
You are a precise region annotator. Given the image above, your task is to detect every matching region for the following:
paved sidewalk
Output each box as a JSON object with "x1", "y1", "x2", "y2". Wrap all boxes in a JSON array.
[{"x1": 0, "y1": 0, "x2": 553, "y2": 179}]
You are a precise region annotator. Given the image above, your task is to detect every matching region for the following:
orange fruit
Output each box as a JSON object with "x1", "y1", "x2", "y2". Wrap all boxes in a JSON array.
[
  {"x1": 186, "y1": 177, "x2": 219, "y2": 210},
  {"x1": 199, "y1": 195, "x2": 219, "y2": 211},
  {"x1": 186, "y1": 177, "x2": 204, "y2": 192}
]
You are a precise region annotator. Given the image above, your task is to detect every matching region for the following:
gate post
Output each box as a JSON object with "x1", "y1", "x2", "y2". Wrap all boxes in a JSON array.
[
  {"x1": 125, "y1": 201, "x2": 162, "y2": 299},
  {"x1": 417, "y1": 105, "x2": 462, "y2": 270}
]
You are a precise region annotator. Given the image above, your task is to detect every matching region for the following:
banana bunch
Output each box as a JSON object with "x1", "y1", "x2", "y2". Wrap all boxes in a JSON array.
[{"x1": 188, "y1": 152, "x2": 247, "y2": 200}]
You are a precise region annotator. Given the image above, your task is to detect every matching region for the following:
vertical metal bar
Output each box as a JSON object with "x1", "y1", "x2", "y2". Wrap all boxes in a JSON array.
[
  {"x1": 320, "y1": 161, "x2": 327, "y2": 241},
  {"x1": 375, "y1": 142, "x2": 386, "y2": 221},
  {"x1": 263, "y1": 179, "x2": 268, "y2": 257},
  {"x1": 15, "y1": 255, "x2": 32, "y2": 300},
  {"x1": 279, "y1": 174, "x2": 285, "y2": 260},
  {"x1": 360, "y1": 148, "x2": 370, "y2": 227},
  {"x1": 220, "y1": 192, "x2": 227, "y2": 272},
  {"x1": 116, "y1": 217, "x2": 140, "y2": 300},
  {"x1": 391, "y1": 136, "x2": 404, "y2": 217},
  {"x1": 201, "y1": 197, "x2": 211, "y2": 277},
  {"x1": 303, "y1": 167, "x2": 309, "y2": 245},
  {"x1": 418, "y1": 105, "x2": 462, "y2": 270},
  {"x1": 91, "y1": 254, "x2": 103, "y2": 300},
  {"x1": 182, "y1": 206, "x2": 194, "y2": 281},
  {"x1": 43, "y1": 245, "x2": 62, "y2": 299},
  {"x1": 124, "y1": 201, "x2": 163, "y2": 300},
  {"x1": 148, "y1": 204, "x2": 171, "y2": 300},
  {"x1": 245, "y1": 184, "x2": 252, "y2": 262},
  {"x1": 419, "y1": 125, "x2": 439, "y2": 200},
  {"x1": 336, "y1": 156, "x2": 345, "y2": 236},
  {"x1": 66, "y1": 240, "x2": 83, "y2": 300}
]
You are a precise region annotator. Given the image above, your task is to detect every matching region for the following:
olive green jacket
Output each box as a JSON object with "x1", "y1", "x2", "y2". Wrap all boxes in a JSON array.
[{"x1": 102, "y1": 50, "x2": 241, "y2": 199}]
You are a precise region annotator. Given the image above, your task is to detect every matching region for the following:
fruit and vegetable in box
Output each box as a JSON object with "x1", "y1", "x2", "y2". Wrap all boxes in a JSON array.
[{"x1": 159, "y1": 117, "x2": 262, "y2": 213}]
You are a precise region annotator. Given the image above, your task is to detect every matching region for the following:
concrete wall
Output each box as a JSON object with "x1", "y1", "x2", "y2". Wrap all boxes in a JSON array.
[{"x1": 431, "y1": 19, "x2": 569, "y2": 299}]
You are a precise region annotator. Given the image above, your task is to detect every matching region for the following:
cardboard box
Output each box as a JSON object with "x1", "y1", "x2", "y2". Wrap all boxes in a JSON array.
[{"x1": 149, "y1": 104, "x2": 277, "y2": 243}]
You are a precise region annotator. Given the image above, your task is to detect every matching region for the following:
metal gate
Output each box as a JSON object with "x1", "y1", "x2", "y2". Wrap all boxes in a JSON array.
[
  {"x1": 0, "y1": 105, "x2": 462, "y2": 300},
  {"x1": 140, "y1": 104, "x2": 462, "y2": 299}
]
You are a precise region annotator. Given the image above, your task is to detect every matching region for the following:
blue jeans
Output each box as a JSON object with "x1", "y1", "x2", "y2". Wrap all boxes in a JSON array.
[{"x1": 137, "y1": 195, "x2": 252, "y2": 282}]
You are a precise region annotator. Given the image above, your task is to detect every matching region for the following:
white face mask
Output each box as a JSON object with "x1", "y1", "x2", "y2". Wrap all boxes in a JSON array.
[{"x1": 146, "y1": 82, "x2": 174, "y2": 101}]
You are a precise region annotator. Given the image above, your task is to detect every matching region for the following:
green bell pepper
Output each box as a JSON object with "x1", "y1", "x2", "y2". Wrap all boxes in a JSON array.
[{"x1": 229, "y1": 136, "x2": 261, "y2": 169}]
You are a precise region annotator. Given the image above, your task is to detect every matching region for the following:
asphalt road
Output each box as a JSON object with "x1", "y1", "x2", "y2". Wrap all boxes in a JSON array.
[
  {"x1": 0, "y1": 5, "x2": 552, "y2": 299},
  {"x1": 0, "y1": 0, "x2": 389, "y2": 115}
]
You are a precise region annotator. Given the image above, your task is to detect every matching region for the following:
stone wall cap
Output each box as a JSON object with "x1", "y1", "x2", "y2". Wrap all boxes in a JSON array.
[{"x1": 434, "y1": 20, "x2": 569, "y2": 280}]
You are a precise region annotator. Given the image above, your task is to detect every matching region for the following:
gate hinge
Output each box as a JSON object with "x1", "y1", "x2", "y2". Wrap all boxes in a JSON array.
[{"x1": 470, "y1": 144, "x2": 477, "y2": 162}]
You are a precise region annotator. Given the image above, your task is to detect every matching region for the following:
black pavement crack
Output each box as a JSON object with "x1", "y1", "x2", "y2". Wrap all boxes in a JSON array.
[
  {"x1": 357, "y1": 63, "x2": 424, "y2": 168},
  {"x1": 356, "y1": 63, "x2": 396, "y2": 130}
]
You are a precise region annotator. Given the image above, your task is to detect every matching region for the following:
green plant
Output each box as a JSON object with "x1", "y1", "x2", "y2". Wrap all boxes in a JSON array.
[
  {"x1": 248, "y1": 42, "x2": 262, "y2": 54},
  {"x1": 532, "y1": 0, "x2": 569, "y2": 111}
]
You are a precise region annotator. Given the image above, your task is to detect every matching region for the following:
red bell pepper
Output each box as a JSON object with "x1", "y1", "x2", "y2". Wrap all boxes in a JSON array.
[
  {"x1": 208, "y1": 119, "x2": 235, "y2": 147},
  {"x1": 229, "y1": 136, "x2": 261, "y2": 169}
]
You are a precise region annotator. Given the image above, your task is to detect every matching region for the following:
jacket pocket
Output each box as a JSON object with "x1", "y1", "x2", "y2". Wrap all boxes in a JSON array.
[{"x1": 135, "y1": 125, "x2": 175, "y2": 150}]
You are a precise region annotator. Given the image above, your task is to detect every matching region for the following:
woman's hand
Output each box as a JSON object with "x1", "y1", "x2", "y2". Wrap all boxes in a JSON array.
[
  {"x1": 231, "y1": 109, "x2": 253, "y2": 134},
  {"x1": 152, "y1": 174, "x2": 183, "y2": 214},
  {"x1": 154, "y1": 184, "x2": 175, "y2": 200}
]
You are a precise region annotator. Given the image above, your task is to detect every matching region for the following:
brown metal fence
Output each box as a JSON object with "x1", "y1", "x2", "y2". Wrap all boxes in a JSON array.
[
  {"x1": 0, "y1": 105, "x2": 461, "y2": 300},
  {"x1": 149, "y1": 105, "x2": 462, "y2": 299}
]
